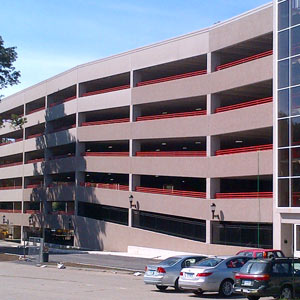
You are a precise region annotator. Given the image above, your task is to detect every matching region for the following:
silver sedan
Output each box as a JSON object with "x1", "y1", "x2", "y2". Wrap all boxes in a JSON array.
[
  {"x1": 144, "y1": 255, "x2": 207, "y2": 291},
  {"x1": 179, "y1": 255, "x2": 251, "y2": 297}
]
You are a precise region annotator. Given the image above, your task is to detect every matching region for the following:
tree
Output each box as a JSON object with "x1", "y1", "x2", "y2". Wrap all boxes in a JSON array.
[{"x1": 0, "y1": 35, "x2": 24, "y2": 129}]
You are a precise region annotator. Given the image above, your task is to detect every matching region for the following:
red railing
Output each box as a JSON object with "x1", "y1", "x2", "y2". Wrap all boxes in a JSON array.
[
  {"x1": 49, "y1": 95, "x2": 76, "y2": 108},
  {"x1": 82, "y1": 84, "x2": 130, "y2": 97},
  {"x1": 215, "y1": 97, "x2": 273, "y2": 113},
  {"x1": 24, "y1": 210, "x2": 41, "y2": 214},
  {"x1": 216, "y1": 50, "x2": 273, "y2": 71},
  {"x1": 0, "y1": 138, "x2": 23, "y2": 146},
  {"x1": 0, "y1": 186, "x2": 22, "y2": 190},
  {"x1": 215, "y1": 192, "x2": 273, "y2": 199},
  {"x1": 137, "y1": 69, "x2": 207, "y2": 87},
  {"x1": 48, "y1": 124, "x2": 76, "y2": 134},
  {"x1": 136, "y1": 186, "x2": 206, "y2": 198},
  {"x1": 82, "y1": 152, "x2": 129, "y2": 157},
  {"x1": 81, "y1": 118, "x2": 130, "y2": 127},
  {"x1": 26, "y1": 106, "x2": 45, "y2": 115},
  {"x1": 82, "y1": 182, "x2": 129, "y2": 191},
  {"x1": 49, "y1": 154, "x2": 75, "y2": 160},
  {"x1": 0, "y1": 209, "x2": 22, "y2": 213},
  {"x1": 136, "y1": 110, "x2": 207, "y2": 122},
  {"x1": 136, "y1": 151, "x2": 206, "y2": 157},
  {"x1": 0, "y1": 161, "x2": 22, "y2": 168},
  {"x1": 25, "y1": 183, "x2": 43, "y2": 189},
  {"x1": 215, "y1": 144, "x2": 273, "y2": 156},
  {"x1": 26, "y1": 133, "x2": 44, "y2": 139},
  {"x1": 26, "y1": 158, "x2": 44, "y2": 164}
]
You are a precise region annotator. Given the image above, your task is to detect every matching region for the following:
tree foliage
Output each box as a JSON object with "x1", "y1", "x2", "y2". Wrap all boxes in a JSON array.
[
  {"x1": 0, "y1": 35, "x2": 20, "y2": 94},
  {"x1": 0, "y1": 35, "x2": 24, "y2": 129}
]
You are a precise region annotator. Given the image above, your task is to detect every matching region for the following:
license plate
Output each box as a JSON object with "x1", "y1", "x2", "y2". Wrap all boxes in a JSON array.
[
  {"x1": 242, "y1": 280, "x2": 253, "y2": 286},
  {"x1": 185, "y1": 272, "x2": 194, "y2": 279}
]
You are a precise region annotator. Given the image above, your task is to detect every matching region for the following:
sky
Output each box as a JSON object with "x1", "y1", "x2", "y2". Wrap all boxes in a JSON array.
[{"x1": 1, "y1": 0, "x2": 270, "y2": 98}]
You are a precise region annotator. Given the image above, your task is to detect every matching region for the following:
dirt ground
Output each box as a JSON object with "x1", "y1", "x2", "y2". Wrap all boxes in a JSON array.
[{"x1": 0, "y1": 253, "x2": 18, "y2": 261}]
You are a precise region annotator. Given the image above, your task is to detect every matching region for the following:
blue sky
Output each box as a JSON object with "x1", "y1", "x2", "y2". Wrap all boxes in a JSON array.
[{"x1": 1, "y1": 0, "x2": 270, "y2": 98}]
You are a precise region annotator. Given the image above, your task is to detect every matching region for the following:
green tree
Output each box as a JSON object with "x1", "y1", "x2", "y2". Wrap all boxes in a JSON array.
[{"x1": 0, "y1": 35, "x2": 25, "y2": 129}]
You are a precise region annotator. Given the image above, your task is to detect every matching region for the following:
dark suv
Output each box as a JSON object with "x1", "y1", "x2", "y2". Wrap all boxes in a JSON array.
[{"x1": 234, "y1": 258, "x2": 300, "y2": 300}]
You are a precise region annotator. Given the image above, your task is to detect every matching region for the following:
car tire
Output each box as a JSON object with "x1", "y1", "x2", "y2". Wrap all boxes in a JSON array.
[
  {"x1": 193, "y1": 290, "x2": 203, "y2": 296},
  {"x1": 174, "y1": 278, "x2": 183, "y2": 292},
  {"x1": 247, "y1": 296, "x2": 260, "y2": 300},
  {"x1": 280, "y1": 286, "x2": 293, "y2": 299},
  {"x1": 156, "y1": 285, "x2": 167, "y2": 291},
  {"x1": 219, "y1": 279, "x2": 234, "y2": 297}
]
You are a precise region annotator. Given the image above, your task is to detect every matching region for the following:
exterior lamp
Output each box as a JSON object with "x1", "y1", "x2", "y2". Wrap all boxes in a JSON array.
[
  {"x1": 29, "y1": 215, "x2": 34, "y2": 226},
  {"x1": 210, "y1": 203, "x2": 219, "y2": 220},
  {"x1": 2, "y1": 215, "x2": 6, "y2": 224},
  {"x1": 129, "y1": 195, "x2": 136, "y2": 209}
]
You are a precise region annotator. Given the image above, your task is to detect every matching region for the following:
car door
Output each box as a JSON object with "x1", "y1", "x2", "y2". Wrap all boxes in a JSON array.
[
  {"x1": 292, "y1": 261, "x2": 300, "y2": 297},
  {"x1": 268, "y1": 261, "x2": 292, "y2": 297}
]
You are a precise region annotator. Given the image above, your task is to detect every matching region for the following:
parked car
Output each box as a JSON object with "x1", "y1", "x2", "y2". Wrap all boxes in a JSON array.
[
  {"x1": 179, "y1": 255, "x2": 251, "y2": 297},
  {"x1": 236, "y1": 249, "x2": 285, "y2": 259},
  {"x1": 234, "y1": 257, "x2": 300, "y2": 300},
  {"x1": 144, "y1": 255, "x2": 207, "y2": 291}
]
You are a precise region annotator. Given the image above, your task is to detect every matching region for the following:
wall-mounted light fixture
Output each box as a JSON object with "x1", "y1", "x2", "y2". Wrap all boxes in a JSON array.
[
  {"x1": 2, "y1": 215, "x2": 8, "y2": 224},
  {"x1": 28, "y1": 215, "x2": 34, "y2": 226},
  {"x1": 210, "y1": 203, "x2": 219, "y2": 220},
  {"x1": 129, "y1": 195, "x2": 136, "y2": 209}
]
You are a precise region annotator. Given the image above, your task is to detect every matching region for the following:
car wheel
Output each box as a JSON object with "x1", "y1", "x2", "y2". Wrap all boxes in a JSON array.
[
  {"x1": 280, "y1": 286, "x2": 293, "y2": 299},
  {"x1": 156, "y1": 285, "x2": 167, "y2": 291},
  {"x1": 247, "y1": 296, "x2": 260, "y2": 300},
  {"x1": 174, "y1": 278, "x2": 183, "y2": 292},
  {"x1": 193, "y1": 290, "x2": 203, "y2": 296},
  {"x1": 219, "y1": 279, "x2": 234, "y2": 297}
]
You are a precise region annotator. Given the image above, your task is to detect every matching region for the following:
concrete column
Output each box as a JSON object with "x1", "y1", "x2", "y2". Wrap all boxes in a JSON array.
[
  {"x1": 211, "y1": 52, "x2": 221, "y2": 73},
  {"x1": 131, "y1": 105, "x2": 141, "y2": 122},
  {"x1": 77, "y1": 112, "x2": 86, "y2": 127},
  {"x1": 130, "y1": 140, "x2": 141, "y2": 157},
  {"x1": 206, "y1": 219, "x2": 211, "y2": 244},
  {"x1": 209, "y1": 178, "x2": 220, "y2": 199},
  {"x1": 207, "y1": 52, "x2": 212, "y2": 74},
  {"x1": 210, "y1": 136, "x2": 220, "y2": 157},
  {"x1": 129, "y1": 174, "x2": 140, "y2": 192},
  {"x1": 210, "y1": 94, "x2": 221, "y2": 115},
  {"x1": 132, "y1": 71, "x2": 142, "y2": 88},
  {"x1": 128, "y1": 208, "x2": 133, "y2": 227}
]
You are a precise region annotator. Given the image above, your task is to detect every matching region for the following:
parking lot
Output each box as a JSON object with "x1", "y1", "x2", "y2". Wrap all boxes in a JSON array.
[{"x1": 0, "y1": 261, "x2": 274, "y2": 300}]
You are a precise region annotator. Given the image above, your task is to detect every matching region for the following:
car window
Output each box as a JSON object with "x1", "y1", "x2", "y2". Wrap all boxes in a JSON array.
[
  {"x1": 256, "y1": 252, "x2": 263, "y2": 258},
  {"x1": 182, "y1": 257, "x2": 204, "y2": 268},
  {"x1": 237, "y1": 251, "x2": 253, "y2": 257},
  {"x1": 226, "y1": 258, "x2": 249, "y2": 268},
  {"x1": 160, "y1": 257, "x2": 182, "y2": 266},
  {"x1": 195, "y1": 258, "x2": 223, "y2": 267},
  {"x1": 240, "y1": 261, "x2": 268, "y2": 274},
  {"x1": 271, "y1": 263, "x2": 290, "y2": 275},
  {"x1": 274, "y1": 251, "x2": 284, "y2": 258},
  {"x1": 292, "y1": 262, "x2": 300, "y2": 276}
]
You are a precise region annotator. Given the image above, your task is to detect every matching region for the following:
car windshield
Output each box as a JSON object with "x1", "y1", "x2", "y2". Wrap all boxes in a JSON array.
[
  {"x1": 240, "y1": 261, "x2": 268, "y2": 274},
  {"x1": 194, "y1": 258, "x2": 223, "y2": 267},
  {"x1": 160, "y1": 257, "x2": 181, "y2": 266}
]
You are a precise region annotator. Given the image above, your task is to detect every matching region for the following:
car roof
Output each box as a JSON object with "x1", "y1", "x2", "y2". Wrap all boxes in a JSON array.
[
  {"x1": 166, "y1": 254, "x2": 206, "y2": 259},
  {"x1": 237, "y1": 249, "x2": 282, "y2": 253}
]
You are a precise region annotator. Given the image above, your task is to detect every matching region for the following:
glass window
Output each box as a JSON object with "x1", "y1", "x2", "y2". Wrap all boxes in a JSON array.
[
  {"x1": 291, "y1": 86, "x2": 300, "y2": 116},
  {"x1": 279, "y1": 59, "x2": 289, "y2": 89},
  {"x1": 292, "y1": 147, "x2": 300, "y2": 175},
  {"x1": 292, "y1": 26, "x2": 300, "y2": 56},
  {"x1": 279, "y1": 89, "x2": 289, "y2": 118},
  {"x1": 296, "y1": 226, "x2": 300, "y2": 251},
  {"x1": 279, "y1": 149, "x2": 289, "y2": 177},
  {"x1": 279, "y1": 30, "x2": 289, "y2": 59},
  {"x1": 279, "y1": 0, "x2": 290, "y2": 30},
  {"x1": 291, "y1": 56, "x2": 300, "y2": 86},
  {"x1": 291, "y1": 0, "x2": 300, "y2": 26},
  {"x1": 278, "y1": 178, "x2": 290, "y2": 207},
  {"x1": 278, "y1": 119, "x2": 289, "y2": 147},
  {"x1": 292, "y1": 178, "x2": 300, "y2": 207},
  {"x1": 292, "y1": 116, "x2": 300, "y2": 145},
  {"x1": 293, "y1": 262, "x2": 300, "y2": 276},
  {"x1": 272, "y1": 263, "x2": 290, "y2": 274},
  {"x1": 240, "y1": 261, "x2": 268, "y2": 274}
]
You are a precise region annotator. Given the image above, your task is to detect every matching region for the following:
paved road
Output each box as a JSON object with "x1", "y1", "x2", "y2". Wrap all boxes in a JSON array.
[
  {"x1": 0, "y1": 261, "x2": 273, "y2": 300},
  {"x1": 49, "y1": 252, "x2": 160, "y2": 271}
]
